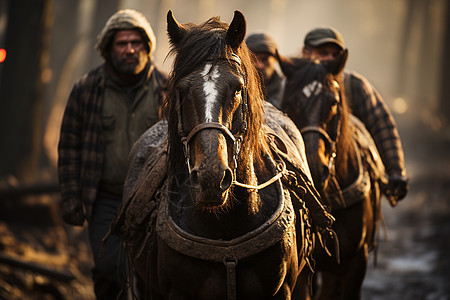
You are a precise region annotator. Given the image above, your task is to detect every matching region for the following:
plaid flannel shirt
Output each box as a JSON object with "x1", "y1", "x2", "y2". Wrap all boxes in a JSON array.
[
  {"x1": 344, "y1": 70, "x2": 406, "y2": 178},
  {"x1": 57, "y1": 63, "x2": 167, "y2": 219}
]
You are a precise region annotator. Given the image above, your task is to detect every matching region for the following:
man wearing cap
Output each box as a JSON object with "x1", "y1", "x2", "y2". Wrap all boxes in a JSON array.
[
  {"x1": 58, "y1": 9, "x2": 167, "y2": 299},
  {"x1": 246, "y1": 31, "x2": 285, "y2": 108},
  {"x1": 302, "y1": 27, "x2": 409, "y2": 202}
]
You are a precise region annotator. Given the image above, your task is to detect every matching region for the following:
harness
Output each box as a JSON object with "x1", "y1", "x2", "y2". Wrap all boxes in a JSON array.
[
  {"x1": 156, "y1": 178, "x2": 298, "y2": 300},
  {"x1": 301, "y1": 101, "x2": 375, "y2": 210},
  {"x1": 299, "y1": 78, "x2": 372, "y2": 209},
  {"x1": 170, "y1": 54, "x2": 305, "y2": 299},
  {"x1": 113, "y1": 53, "x2": 335, "y2": 300},
  {"x1": 325, "y1": 138, "x2": 371, "y2": 209}
]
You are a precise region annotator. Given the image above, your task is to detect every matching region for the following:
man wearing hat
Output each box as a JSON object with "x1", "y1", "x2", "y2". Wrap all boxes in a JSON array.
[
  {"x1": 246, "y1": 31, "x2": 285, "y2": 108},
  {"x1": 302, "y1": 27, "x2": 409, "y2": 202},
  {"x1": 58, "y1": 9, "x2": 167, "y2": 299}
]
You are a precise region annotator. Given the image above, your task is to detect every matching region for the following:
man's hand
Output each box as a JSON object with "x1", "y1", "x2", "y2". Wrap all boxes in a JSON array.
[
  {"x1": 60, "y1": 198, "x2": 86, "y2": 226},
  {"x1": 386, "y1": 174, "x2": 409, "y2": 204}
]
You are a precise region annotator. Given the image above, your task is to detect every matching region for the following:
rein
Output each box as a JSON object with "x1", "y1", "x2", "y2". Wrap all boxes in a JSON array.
[{"x1": 233, "y1": 160, "x2": 286, "y2": 190}]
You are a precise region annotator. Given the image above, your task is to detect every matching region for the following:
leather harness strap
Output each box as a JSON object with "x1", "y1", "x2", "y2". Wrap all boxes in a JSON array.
[{"x1": 225, "y1": 259, "x2": 237, "y2": 300}]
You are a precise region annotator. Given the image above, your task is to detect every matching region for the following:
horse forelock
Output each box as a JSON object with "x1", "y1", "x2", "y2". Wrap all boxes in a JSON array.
[{"x1": 164, "y1": 16, "x2": 266, "y2": 174}]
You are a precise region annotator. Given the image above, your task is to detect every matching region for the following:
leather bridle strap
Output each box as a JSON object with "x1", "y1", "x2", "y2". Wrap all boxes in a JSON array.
[
  {"x1": 225, "y1": 258, "x2": 237, "y2": 300},
  {"x1": 301, "y1": 125, "x2": 337, "y2": 172},
  {"x1": 184, "y1": 122, "x2": 236, "y2": 145},
  {"x1": 181, "y1": 122, "x2": 241, "y2": 174},
  {"x1": 301, "y1": 126, "x2": 334, "y2": 147}
]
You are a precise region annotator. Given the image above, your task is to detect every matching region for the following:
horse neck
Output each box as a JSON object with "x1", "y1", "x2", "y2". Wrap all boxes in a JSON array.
[{"x1": 334, "y1": 115, "x2": 359, "y2": 189}]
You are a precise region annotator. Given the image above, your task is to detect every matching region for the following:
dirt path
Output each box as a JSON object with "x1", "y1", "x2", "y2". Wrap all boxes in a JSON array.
[{"x1": 362, "y1": 124, "x2": 450, "y2": 299}]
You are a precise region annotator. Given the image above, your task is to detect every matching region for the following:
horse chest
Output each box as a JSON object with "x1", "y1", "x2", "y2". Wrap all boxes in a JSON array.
[{"x1": 153, "y1": 189, "x2": 300, "y2": 299}]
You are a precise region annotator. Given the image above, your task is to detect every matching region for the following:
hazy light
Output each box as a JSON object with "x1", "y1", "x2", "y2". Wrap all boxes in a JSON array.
[
  {"x1": 392, "y1": 97, "x2": 408, "y2": 114},
  {"x1": 421, "y1": 110, "x2": 443, "y2": 132},
  {"x1": 0, "y1": 48, "x2": 6, "y2": 63},
  {"x1": 41, "y1": 68, "x2": 53, "y2": 83}
]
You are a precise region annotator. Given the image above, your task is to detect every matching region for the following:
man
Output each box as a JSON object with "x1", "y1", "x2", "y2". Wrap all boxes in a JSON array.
[
  {"x1": 246, "y1": 31, "x2": 285, "y2": 108},
  {"x1": 58, "y1": 9, "x2": 167, "y2": 299},
  {"x1": 302, "y1": 26, "x2": 408, "y2": 202}
]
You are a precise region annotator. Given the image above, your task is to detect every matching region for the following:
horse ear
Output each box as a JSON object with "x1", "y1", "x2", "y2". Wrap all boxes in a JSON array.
[
  {"x1": 276, "y1": 50, "x2": 295, "y2": 77},
  {"x1": 167, "y1": 10, "x2": 187, "y2": 47},
  {"x1": 226, "y1": 11, "x2": 246, "y2": 49}
]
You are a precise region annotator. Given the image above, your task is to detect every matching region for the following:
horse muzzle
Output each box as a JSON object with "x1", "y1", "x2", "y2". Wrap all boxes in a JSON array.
[{"x1": 188, "y1": 130, "x2": 234, "y2": 208}]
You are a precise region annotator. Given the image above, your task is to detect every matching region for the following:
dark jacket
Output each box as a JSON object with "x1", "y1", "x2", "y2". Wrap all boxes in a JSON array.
[
  {"x1": 343, "y1": 70, "x2": 406, "y2": 178},
  {"x1": 57, "y1": 63, "x2": 167, "y2": 219},
  {"x1": 264, "y1": 71, "x2": 285, "y2": 109}
]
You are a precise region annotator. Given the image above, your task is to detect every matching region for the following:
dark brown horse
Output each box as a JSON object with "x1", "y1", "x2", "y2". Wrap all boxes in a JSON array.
[
  {"x1": 112, "y1": 11, "x2": 323, "y2": 299},
  {"x1": 278, "y1": 56, "x2": 386, "y2": 299}
]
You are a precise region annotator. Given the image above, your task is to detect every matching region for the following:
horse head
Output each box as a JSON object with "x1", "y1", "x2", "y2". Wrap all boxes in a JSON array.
[
  {"x1": 278, "y1": 55, "x2": 350, "y2": 192},
  {"x1": 165, "y1": 11, "x2": 265, "y2": 210}
]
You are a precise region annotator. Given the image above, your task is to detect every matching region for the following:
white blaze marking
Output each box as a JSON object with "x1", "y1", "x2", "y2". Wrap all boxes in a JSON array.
[
  {"x1": 201, "y1": 63, "x2": 220, "y2": 122},
  {"x1": 302, "y1": 80, "x2": 323, "y2": 98}
]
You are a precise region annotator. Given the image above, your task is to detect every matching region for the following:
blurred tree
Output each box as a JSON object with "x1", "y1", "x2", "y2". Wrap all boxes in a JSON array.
[
  {"x1": 441, "y1": 1, "x2": 450, "y2": 125},
  {"x1": 88, "y1": 0, "x2": 120, "y2": 68},
  {"x1": 0, "y1": 0, "x2": 53, "y2": 181},
  {"x1": 396, "y1": 0, "x2": 417, "y2": 98},
  {"x1": 42, "y1": 0, "x2": 119, "y2": 168}
]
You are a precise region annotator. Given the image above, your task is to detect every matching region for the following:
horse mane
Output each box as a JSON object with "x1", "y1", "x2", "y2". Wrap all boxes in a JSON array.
[
  {"x1": 163, "y1": 16, "x2": 266, "y2": 176},
  {"x1": 284, "y1": 57, "x2": 355, "y2": 177}
]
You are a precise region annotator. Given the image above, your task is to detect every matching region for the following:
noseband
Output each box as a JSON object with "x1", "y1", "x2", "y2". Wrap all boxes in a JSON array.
[
  {"x1": 301, "y1": 125, "x2": 338, "y2": 174},
  {"x1": 181, "y1": 121, "x2": 243, "y2": 175}
]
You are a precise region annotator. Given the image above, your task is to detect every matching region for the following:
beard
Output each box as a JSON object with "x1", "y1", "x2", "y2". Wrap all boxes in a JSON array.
[{"x1": 110, "y1": 51, "x2": 149, "y2": 76}]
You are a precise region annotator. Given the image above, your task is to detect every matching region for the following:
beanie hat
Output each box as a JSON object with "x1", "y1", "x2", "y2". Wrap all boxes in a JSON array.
[
  {"x1": 304, "y1": 27, "x2": 345, "y2": 49},
  {"x1": 245, "y1": 31, "x2": 279, "y2": 56},
  {"x1": 95, "y1": 9, "x2": 156, "y2": 58}
]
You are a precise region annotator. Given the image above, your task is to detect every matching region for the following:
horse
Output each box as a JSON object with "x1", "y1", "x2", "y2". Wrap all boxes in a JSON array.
[
  {"x1": 277, "y1": 55, "x2": 386, "y2": 299},
  {"x1": 110, "y1": 10, "x2": 331, "y2": 300}
]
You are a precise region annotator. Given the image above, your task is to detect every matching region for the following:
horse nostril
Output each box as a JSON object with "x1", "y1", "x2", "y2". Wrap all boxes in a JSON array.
[
  {"x1": 220, "y1": 169, "x2": 233, "y2": 192},
  {"x1": 190, "y1": 169, "x2": 199, "y2": 186},
  {"x1": 321, "y1": 165, "x2": 330, "y2": 183}
]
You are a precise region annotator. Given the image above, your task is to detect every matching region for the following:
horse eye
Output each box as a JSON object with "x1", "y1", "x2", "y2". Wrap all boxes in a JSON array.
[
  {"x1": 235, "y1": 87, "x2": 242, "y2": 98},
  {"x1": 332, "y1": 80, "x2": 340, "y2": 89},
  {"x1": 328, "y1": 96, "x2": 339, "y2": 111}
]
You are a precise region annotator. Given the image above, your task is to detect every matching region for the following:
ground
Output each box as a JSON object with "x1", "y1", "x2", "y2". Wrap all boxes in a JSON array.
[
  {"x1": 0, "y1": 119, "x2": 449, "y2": 299},
  {"x1": 362, "y1": 121, "x2": 450, "y2": 300}
]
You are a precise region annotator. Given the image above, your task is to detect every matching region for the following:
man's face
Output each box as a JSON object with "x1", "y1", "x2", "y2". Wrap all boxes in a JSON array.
[
  {"x1": 303, "y1": 43, "x2": 342, "y2": 62},
  {"x1": 254, "y1": 52, "x2": 277, "y2": 82},
  {"x1": 110, "y1": 29, "x2": 149, "y2": 75}
]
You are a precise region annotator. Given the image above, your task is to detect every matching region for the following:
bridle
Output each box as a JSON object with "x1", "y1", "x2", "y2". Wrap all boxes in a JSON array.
[
  {"x1": 175, "y1": 53, "x2": 285, "y2": 190},
  {"x1": 175, "y1": 53, "x2": 247, "y2": 173},
  {"x1": 300, "y1": 79, "x2": 342, "y2": 177}
]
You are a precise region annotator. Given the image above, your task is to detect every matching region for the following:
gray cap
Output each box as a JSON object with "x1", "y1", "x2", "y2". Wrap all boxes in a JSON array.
[
  {"x1": 245, "y1": 31, "x2": 279, "y2": 56},
  {"x1": 95, "y1": 9, "x2": 156, "y2": 58},
  {"x1": 304, "y1": 27, "x2": 345, "y2": 49}
]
